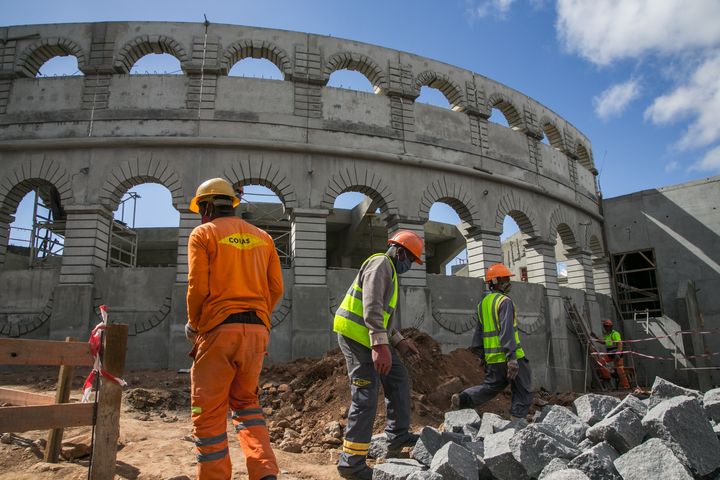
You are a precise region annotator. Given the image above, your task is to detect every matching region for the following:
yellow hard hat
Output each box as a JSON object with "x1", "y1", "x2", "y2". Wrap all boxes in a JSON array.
[{"x1": 189, "y1": 178, "x2": 241, "y2": 213}]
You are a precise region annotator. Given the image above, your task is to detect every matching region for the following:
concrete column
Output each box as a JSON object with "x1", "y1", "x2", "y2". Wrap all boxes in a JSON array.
[
  {"x1": 464, "y1": 227, "x2": 502, "y2": 279},
  {"x1": 525, "y1": 238, "x2": 559, "y2": 297},
  {"x1": 59, "y1": 205, "x2": 113, "y2": 285},
  {"x1": 592, "y1": 256, "x2": 613, "y2": 296},
  {"x1": 175, "y1": 205, "x2": 199, "y2": 284},
  {"x1": 0, "y1": 211, "x2": 13, "y2": 268},
  {"x1": 387, "y1": 218, "x2": 426, "y2": 287},
  {"x1": 566, "y1": 247, "x2": 596, "y2": 300},
  {"x1": 291, "y1": 208, "x2": 329, "y2": 285}
]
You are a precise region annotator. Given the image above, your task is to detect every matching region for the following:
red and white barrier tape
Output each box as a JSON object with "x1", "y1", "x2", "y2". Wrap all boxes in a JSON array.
[
  {"x1": 590, "y1": 350, "x2": 720, "y2": 361},
  {"x1": 81, "y1": 305, "x2": 127, "y2": 403},
  {"x1": 592, "y1": 328, "x2": 720, "y2": 345}
]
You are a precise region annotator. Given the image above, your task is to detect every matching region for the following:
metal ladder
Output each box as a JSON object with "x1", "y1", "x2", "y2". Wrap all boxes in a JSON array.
[{"x1": 562, "y1": 297, "x2": 607, "y2": 391}]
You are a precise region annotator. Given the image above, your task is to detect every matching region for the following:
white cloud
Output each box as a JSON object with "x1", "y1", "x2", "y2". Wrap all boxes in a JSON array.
[
  {"x1": 593, "y1": 79, "x2": 641, "y2": 120},
  {"x1": 556, "y1": 0, "x2": 720, "y2": 66},
  {"x1": 664, "y1": 161, "x2": 679, "y2": 173},
  {"x1": 468, "y1": 0, "x2": 517, "y2": 19},
  {"x1": 645, "y1": 52, "x2": 720, "y2": 150},
  {"x1": 690, "y1": 145, "x2": 720, "y2": 173}
]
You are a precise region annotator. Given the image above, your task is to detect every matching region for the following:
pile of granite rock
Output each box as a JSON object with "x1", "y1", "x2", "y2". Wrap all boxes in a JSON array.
[{"x1": 368, "y1": 377, "x2": 720, "y2": 479}]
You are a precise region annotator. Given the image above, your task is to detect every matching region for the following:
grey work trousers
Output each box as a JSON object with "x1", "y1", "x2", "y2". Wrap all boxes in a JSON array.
[
  {"x1": 462, "y1": 357, "x2": 533, "y2": 418},
  {"x1": 336, "y1": 333, "x2": 413, "y2": 474}
]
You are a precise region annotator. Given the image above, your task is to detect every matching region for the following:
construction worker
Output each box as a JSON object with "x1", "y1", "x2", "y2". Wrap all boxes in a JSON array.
[
  {"x1": 333, "y1": 230, "x2": 424, "y2": 480},
  {"x1": 185, "y1": 178, "x2": 283, "y2": 480},
  {"x1": 597, "y1": 319, "x2": 630, "y2": 389},
  {"x1": 451, "y1": 263, "x2": 533, "y2": 420}
]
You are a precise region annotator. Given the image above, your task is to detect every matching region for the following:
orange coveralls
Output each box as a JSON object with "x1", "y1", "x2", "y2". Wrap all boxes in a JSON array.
[
  {"x1": 598, "y1": 329, "x2": 630, "y2": 390},
  {"x1": 187, "y1": 216, "x2": 283, "y2": 480}
]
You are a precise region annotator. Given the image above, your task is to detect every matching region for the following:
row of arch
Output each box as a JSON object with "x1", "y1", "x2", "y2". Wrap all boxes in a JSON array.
[
  {"x1": 0, "y1": 157, "x2": 604, "y2": 253},
  {"x1": 10, "y1": 35, "x2": 594, "y2": 170}
]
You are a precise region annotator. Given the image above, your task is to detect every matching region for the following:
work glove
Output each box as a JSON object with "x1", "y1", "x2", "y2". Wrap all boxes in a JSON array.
[
  {"x1": 506, "y1": 358, "x2": 519, "y2": 380},
  {"x1": 396, "y1": 338, "x2": 420, "y2": 364},
  {"x1": 478, "y1": 357, "x2": 486, "y2": 368},
  {"x1": 371, "y1": 344, "x2": 392, "y2": 375},
  {"x1": 184, "y1": 322, "x2": 198, "y2": 345}
]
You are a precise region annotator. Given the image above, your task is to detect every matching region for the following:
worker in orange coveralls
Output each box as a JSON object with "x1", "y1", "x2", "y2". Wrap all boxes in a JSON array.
[
  {"x1": 185, "y1": 178, "x2": 283, "y2": 480},
  {"x1": 596, "y1": 319, "x2": 630, "y2": 390}
]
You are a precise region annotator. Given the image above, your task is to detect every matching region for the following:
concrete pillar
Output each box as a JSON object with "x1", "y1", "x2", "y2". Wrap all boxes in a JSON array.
[
  {"x1": 464, "y1": 227, "x2": 502, "y2": 279},
  {"x1": 291, "y1": 208, "x2": 329, "y2": 285},
  {"x1": 525, "y1": 238, "x2": 559, "y2": 297},
  {"x1": 175, "y1": 205, "x2": 199, "y2": 284},
  {"x1": 387, "y1": 218, "x2": 426, "y2": 287},
  {"x1": 169, "y1": 205, "x2": 198, "y2": 369},
  {"x1": 0, "y1": 211, "x2": 12, "y2": 268},
  {"x1": 59, "y1": 205, "x2": 112, "y2": 285},
  {"x1": 546, "y1": 295, "x2": 574, "y2": 392},
  {"x1": 566, "y1": 247, "x2": 596, "y2": 300},
  {"x1": 592, "y1": 256, "x2": 613, "y2": 296}
]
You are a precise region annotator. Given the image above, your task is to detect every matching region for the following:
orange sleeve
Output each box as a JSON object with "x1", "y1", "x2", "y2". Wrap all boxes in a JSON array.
[
  {"x1": 266, "y1": 238, "x2": 284, "y2": 314},
  {"x1": 186, "y1": 227, "x2": 210, "y2": 330}
]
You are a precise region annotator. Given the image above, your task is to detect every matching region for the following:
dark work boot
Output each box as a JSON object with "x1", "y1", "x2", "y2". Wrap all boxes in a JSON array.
[
  {"x1": 387, "y1": 432, "x2": 419, "y2": 458},
  {"x1": 337, "y1": 465, "x2": 373, "y2": 480},
  {"x1": 451, "y1": 392, "x2": 472, "y2": 410}
]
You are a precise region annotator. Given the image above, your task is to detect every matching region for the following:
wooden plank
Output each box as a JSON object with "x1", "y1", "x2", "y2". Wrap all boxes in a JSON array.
[
  {"x1": 0, "y1": 387, "x2": 55, "y2": 406},
  {"x1": 0, "y1": 403, "x2": 94, "y2": 433},
  {"x1": 0, "y1": 338, "x2": 93, "y2": 366},
  {"x1": 45, "y1": 337, "x2": 76, "y2": 463}
]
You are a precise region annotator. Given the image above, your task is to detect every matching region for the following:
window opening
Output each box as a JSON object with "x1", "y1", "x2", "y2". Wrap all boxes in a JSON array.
[
  {"x1": 240, "y1": 185, "x2": 290, "y2": 268},
  {"x1": 612, "y1": 249, "x2": 662, "y2": 320},
  {"x1": 7, "y1": 188, "x2": 65, "y2": 268}
]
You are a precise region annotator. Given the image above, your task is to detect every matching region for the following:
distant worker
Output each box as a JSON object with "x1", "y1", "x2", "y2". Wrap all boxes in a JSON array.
[
  {"x1": 333, "y1": 230, "x2": 424, "y2": 480},
  {"x1": 185, "y1": 178, "x2": 283, "y2": 480},
  {"x1": 451, "y1": 263, "x2": 533, "y2": 420},
  {"x1": 597, "y1": 319, "x2": 630, "y2": 390}
]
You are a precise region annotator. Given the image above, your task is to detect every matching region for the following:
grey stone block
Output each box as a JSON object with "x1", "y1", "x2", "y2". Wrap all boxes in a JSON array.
[
  {"x1": 614, "y1": 438, "x2": 693, "y2": 480},
  {"x1": 441, "y1": 431, "x2": 472, "y2": 445},
  {"x1": 573, "y1": 394, "x2": 621, "y2": 426},
  {"x1": 444, "y1": 408, "x2": 481, "y2": 433},
  {"x1": 542, "y1": 470, "x2": 591, "y2": 480},
  {"x1": 369, "y1": 433, "x2": 389, "y2": 459},
  {"x1": 540, "y1": 405, "x2": 588, "y2": 445},
  {"x1": 704, "y1": 387, "x2": 720, "y2": 423},
  {"x1": 586, "y1": 408, "x2": 645, "y2": 453},
  {"x1": 411, "y1": 427, "x2": 443, "y2": 467},
  {"x1": 509, "y1": 423, "x2": 581, "y2": 478},
  {"x1": 647, "y1": 377, "x2": 703, "y2": 409},
  {"x1": 478, "y1": 412, "x2": 510, "y2": 439},
  {"x1": 567, "y1": 441, "x2": 621, "y2": 480},
  {"x1": 429, "y1": 442, "x2": 479, "y2": 480},
  {"x1": 484, "y1": 429, "x2": 530, "y2": 480},
  {"x1": 576, "y1": 439, "x2": 594, "y2": 450},
  {"x1": 605, "y1": 393, "x2": 648, "y2": 419},
  {"x1": 538, "y1": 458, "x2": 569, "y2": 480},
  {"x1": 406, "y1": 471, "x2": 443, "y2": 480},
  {"x1": 642, "y1": 395, "x2": 720, "y2": 476},
  {"x1": 465, "y1": 441, "x2": 493, "y2": 480},
  {"x1": 373, "y1": 461, "x2": 424, "y2": 480},
  {"x1": 386, "y1": 458, "x2": 425, "y2": 468}
]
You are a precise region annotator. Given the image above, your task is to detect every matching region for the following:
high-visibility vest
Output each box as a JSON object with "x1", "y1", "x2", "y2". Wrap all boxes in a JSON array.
[
  {"x1": 479, "y1": 292, "x2": 525, "y2": 364},
  {"x1": 333, "y1": 254, "x2": 398, "y2": 348},
  {"x1": 604, "y1": 330, "x2": 622, "y2": 351}
]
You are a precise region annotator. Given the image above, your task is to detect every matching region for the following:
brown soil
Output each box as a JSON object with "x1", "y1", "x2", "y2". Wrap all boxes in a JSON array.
[{"x1": 0, "y1": 329, "x2": 586, "y2": 479}]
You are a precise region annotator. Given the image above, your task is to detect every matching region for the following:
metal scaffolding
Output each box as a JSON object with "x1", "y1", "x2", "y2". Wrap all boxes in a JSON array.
[{"x1": 7, "y1": 189, "x2": 65, "y2": 268}]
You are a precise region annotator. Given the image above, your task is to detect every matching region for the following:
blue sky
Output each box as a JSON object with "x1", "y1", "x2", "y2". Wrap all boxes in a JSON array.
[{"x1": 5, "y1": 0, "x2": 720, "y2": 268}]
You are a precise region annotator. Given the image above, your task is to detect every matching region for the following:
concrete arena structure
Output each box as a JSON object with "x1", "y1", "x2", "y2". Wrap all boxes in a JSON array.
[{"x1": 0, "y1": 22, "x2": 613, "y2": 392}]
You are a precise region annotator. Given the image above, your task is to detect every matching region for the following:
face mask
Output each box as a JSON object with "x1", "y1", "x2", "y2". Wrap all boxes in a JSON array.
[{"x1": 396, "y1": 256, "x2": 413, "y2": 275}]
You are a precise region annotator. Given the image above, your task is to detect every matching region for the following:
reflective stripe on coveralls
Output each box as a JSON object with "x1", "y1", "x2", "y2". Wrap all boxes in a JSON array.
[
  {"x1": 333, "y1": 253, "x2": 398, "y2": 348},
  {"x1": 480, "y1": 292, "x2": 525, "y2": 364}
]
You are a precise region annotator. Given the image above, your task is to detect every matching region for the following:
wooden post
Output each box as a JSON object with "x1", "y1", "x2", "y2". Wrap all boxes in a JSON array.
[
  {"x1": 89, "y1": 324, "x2": 128, "y2": 480},
  {"x1": 44, "y1": 337, "x2": 76, "y2": 463}
]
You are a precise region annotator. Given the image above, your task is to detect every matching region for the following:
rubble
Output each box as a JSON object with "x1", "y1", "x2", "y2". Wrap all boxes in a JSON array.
[
  {"x1": 647, "y1": 377, "x2": 703, "y2": 409},
  {"x1": 542, "y1": 470, "x2": 590, "y2": 480},
  {"x1": 373, "y1": 461, "x2": 426, "y2": 480},
  {"x1": 411, "y1": 427, "x2": 444, "y2": 466},
  {"x1": 614, "y1": 438, "x2": 693, "y2": 480},
  {"x1": 537, "y1": 458, "x2": 569, "y2": 479},
  {"x1": 444, "y1": 408, "x2": 481, "y2": 434},
  {"x1": 538, "y1": 405, "x2": 588, "y2": 445},
  {"x1": 567, "y1": 441, "x2": 621, "y2": 480},
  {"x1": 429, "y1": 442, "x2": 479, "y2": 480},
  {"x1": 642, "y1": 395, "x2": 720, "y2": 476},
  {"x1": 483, "y1": 429, "x2": 530, "y2": 480},
  {"x1": 573, "y1": 394, "x2": 621, "y2": 425},
  {"x1": 508, "y1": 423, "x2": 580, "y2": 478},
  {"x1": 604, "y1": 393, "x2": 648, "y2": 419},
  {"x1": 478, "y1": 412, "x2": 511, "y2": 439},
  {"x1": 585, "y1": 408, "x2": 645, "y2": 453},
  {"x1": 704, "y1": 387, "x2": 720, "y2": 423}
]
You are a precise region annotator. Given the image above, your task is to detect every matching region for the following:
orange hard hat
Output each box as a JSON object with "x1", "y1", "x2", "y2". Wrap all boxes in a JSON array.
[
  {"x1": 189, "y1": 178, "x2": 241, "y2": 213},
  {"x1": 388, "y1": 230, "x2": 424, "y2": 264},
  {"x1": 602, "y1": 319, "x2": 613, "y2": 328},
  {"x1": 485, "y1": 263, "x2": 514, "y2": 283}
]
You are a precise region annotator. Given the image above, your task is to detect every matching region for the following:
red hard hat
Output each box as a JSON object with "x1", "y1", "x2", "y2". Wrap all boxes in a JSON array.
[
  {"x1": 602, "y1": 319, "x2": 613, "y2": 328},
  {"x1": 388, "y1": 230, "x2": 424, "y2": 264},
  {"x1": 485, "y1": 263, "x2": 514, "y2": 283}
]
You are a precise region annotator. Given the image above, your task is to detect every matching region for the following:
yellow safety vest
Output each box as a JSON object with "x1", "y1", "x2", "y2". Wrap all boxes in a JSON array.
[
  {"x1": 604, "y1": 330, "x2": 622, "y2": 351},
  {"x1": 333, "y1": 254, "x2": 398, "y2": 348},
  {"x1": 479, "y1": 292, "x2": 525, "y2": 364}
]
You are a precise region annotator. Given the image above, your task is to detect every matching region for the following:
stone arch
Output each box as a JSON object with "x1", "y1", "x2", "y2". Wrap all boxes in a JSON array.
[
  {"x1": 548, "y1": 207, "x2": 579, "y2": 248},
  {"x1": 113, "y1": 35, "x2": 189, "y2": 73},
  {"x1": 487, "y1": 92, "x2": 524, "y2": 130},
  {"x1": 321, "y1": 167, "x2": 398, "y2": 217},
  {"x1": 322, "y1": 52, "x2": 386, "y2": 92},
  {"x1": 99, "y1": 157, "x2": 184, "y2": 211},
  {"x1": 225, "y1": 157, "x2": 298, "y2": 209},
  {"x1": 15, "y1": 37, "x2": 87, "y2": 78},
  {"x1": 0, "y1": 159, "x2": 72, "y2": 217},
  {"x1": 221, "y1": 40, "x2": 292, "y2": 79},
  {"x1": 415, "y1": 71, "x2": 465, "y2": 111},
  {"x1": 588, "y1": 234, "x2": 604, "y2": 256},
  {"x1": 576, "y1": 143, "x2": 595, "y2": 172},
  {"x1": 494, "y1": 192, "x2": 538, "y2": 237},
  {"x1": 417, "y1": 178, "x2": 481, "y2": 226},
  {"x1": 540, "y1": 116, "x2": 565, "y2": 150}
]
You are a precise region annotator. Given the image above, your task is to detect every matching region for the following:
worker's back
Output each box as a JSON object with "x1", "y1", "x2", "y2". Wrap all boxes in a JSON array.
[{"x1": 187, "y1": 216, "x2": 283, "y2": 332}]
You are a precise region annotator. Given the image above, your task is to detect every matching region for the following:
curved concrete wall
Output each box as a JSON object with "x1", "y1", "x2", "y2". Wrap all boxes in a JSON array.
[{"x1": 0, "y1": 22, "x2": 612, "y2": 391}]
